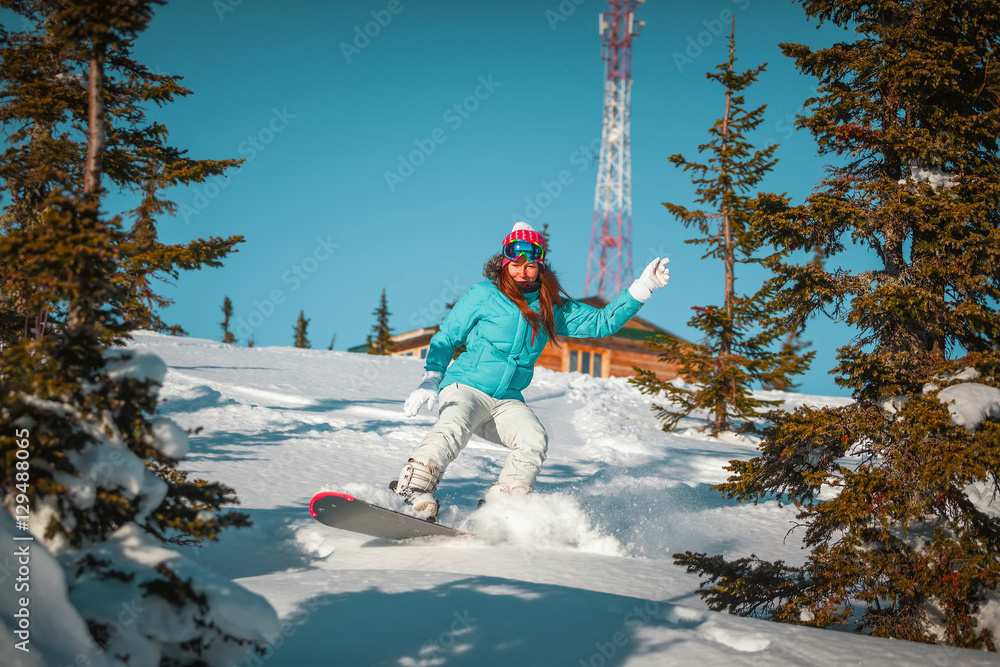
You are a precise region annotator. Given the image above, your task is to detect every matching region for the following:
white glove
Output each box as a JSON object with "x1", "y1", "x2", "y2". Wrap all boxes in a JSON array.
[
  {"x1": 628, "y1": 257, "x2": 670, "y2": 303},
  {"x1": 403, "y1": 370, "x2": 443, "y2": 417}
]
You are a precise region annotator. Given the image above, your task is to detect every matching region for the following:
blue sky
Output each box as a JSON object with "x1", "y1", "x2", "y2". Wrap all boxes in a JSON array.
[{"x1": 121, "y1": 0, "x2": 861, "y2": 396}]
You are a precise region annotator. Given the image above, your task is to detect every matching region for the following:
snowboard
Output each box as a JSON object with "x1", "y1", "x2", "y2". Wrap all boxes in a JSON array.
[{"x1": 309, "y1": 491, "x2": 470, "y2": 541}]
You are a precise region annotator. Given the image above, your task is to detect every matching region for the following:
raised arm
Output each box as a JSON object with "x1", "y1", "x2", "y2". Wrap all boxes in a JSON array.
[{"x1": 557, "y1": 258, "x2": 670, "y2": 338}]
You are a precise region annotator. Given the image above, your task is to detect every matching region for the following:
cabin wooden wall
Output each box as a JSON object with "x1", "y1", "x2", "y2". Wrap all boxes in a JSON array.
[{"x1": 536, "y1": 337, "x2": 682, "y2": 380}]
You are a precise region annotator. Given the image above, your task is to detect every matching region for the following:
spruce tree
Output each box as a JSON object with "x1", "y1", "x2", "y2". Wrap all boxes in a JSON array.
[
  {"x1": 293, "y1": 309, "x2": 311, "y2": 349},
  {"x1": 630, "y1": 21, "x2": 812, "y2": 436},
  {"x1": 0, "y1": 1, "x2": 272, "y2": 661},
  {"x1": 762, "y1": 247, "x2": 824, "y2": 391},
  {"x1": 676, "y1": 1, "x2": 1000, "y2": 649},
  {"x1": 367, "y1": 289, "x2": 394, "y2": 355},
  {"x1": 221, "y1": 295, "x2": 237, "y2": 344},
  {"x1": 0, "y1": 0, "x2": 244, "y2": 338}
]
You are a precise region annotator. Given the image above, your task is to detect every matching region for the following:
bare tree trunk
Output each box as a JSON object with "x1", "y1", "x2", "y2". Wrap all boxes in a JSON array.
[
  {"x1": 720, "y1": 17, "x2": 736, "y2": 328},
  {"x1": 71, "y1": 50, "x2": 105, "y2": 335},
  {"x1": 714, "y1": 17, "x2": 737, "y2": 436},
  {"x1": 83, "y1": 52, "x2": 105, "y2": 196}
]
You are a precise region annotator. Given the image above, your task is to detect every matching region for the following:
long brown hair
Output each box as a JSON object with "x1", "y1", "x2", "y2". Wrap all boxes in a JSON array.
[{"x1": 495, "y1": 264, "x2": 572, "y2": 346}]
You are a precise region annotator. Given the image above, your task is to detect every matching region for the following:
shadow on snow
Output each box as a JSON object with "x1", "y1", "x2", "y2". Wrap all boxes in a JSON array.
[{"x1": 272, "y1": 577, "x2": 702, "y2": 667}]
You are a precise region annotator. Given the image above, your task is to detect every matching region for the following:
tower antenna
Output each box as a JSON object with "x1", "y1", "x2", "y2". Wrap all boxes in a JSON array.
[{"x1": 585, "y1": 0, "x2": 644, "y2": 299}]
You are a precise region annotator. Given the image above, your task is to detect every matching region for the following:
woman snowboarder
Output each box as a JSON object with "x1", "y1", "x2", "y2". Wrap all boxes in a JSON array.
[{"x1": 394, "y1": 221, "x2": 670, "y2": 517}]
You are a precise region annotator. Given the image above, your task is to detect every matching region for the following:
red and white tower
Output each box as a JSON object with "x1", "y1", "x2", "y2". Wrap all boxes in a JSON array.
[{"x1": 585, "y1": 0, "x2": 644, "y2": 299}]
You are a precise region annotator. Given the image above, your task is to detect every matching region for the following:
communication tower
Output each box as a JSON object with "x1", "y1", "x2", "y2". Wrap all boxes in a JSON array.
[{"x1": 584, "y1": 0, "x2": 644, "y2": 299}]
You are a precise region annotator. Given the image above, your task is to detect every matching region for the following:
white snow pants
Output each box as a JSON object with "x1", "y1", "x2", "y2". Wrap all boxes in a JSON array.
[{"x1": 411, "y1": 383, "x2": 548, "y2": 490}]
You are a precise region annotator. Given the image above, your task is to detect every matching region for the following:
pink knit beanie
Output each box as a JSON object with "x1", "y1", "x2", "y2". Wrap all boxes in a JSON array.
[{"x1": 501, "y1": 222, "x2": 546, "y2": 267}]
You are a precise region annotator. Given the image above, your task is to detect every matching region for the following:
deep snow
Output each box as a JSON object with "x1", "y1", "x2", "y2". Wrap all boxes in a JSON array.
[
  {"x1": 12, "y1": 331, "x2": 1000, "y2": 666},
  {"x1": 134, "y1": 332, "x2": 1000, "y2": 666}
]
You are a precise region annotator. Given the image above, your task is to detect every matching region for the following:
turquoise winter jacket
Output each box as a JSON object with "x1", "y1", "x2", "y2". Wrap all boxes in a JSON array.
[{"x1": 425, "y1": 279, "x2": 644, "y2": 401}]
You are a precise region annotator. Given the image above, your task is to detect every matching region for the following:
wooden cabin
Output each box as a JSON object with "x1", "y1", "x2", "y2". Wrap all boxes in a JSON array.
[
  {"x1": 535, "y1": 296, "x2": 684, "y2": 379},
  {"x1": 350, "y1": 296, "x2": 684, "y2": 380}
]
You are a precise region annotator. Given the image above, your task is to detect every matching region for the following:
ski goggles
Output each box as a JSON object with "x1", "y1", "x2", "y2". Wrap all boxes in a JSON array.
[{"x1": 502, "y1": 239, "x2": 545, "y2": 263}]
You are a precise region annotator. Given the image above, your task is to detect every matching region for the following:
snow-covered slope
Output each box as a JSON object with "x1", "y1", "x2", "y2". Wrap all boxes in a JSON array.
[{"x1": 123, "y1": 331, "x2": 997, "y2": 666}]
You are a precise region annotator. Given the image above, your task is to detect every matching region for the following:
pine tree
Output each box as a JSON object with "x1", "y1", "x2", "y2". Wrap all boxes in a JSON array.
[
  {"x1": 221, "y1": 296, "x2": 237, "y2": 344},
  {"x1": 762, "y1": 247, "x2": 824, "y2": 391},
  {"x1": 676, "y1": 1, "x2": 1000, "y2": 649},
  {"x1": 630, "y1": 20, "x2": 813, "y2": 436},
  {"x1": 367, "y1": 289, "x2": 394, "y2": 355},
  {"x1": 0, "y1": 1, "x2": 273, "y2": 661},
  {"x1": 293, "y1": 309, "x2": 311, "y2": 349},
  {"x1": 0, "y1": 0, "x2": 244, "y2": 338}
]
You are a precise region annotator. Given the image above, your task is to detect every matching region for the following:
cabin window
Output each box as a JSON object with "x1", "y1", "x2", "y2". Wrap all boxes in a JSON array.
[{"x1": 569, "y1": 349, "x2": 603, "y2": 377}]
